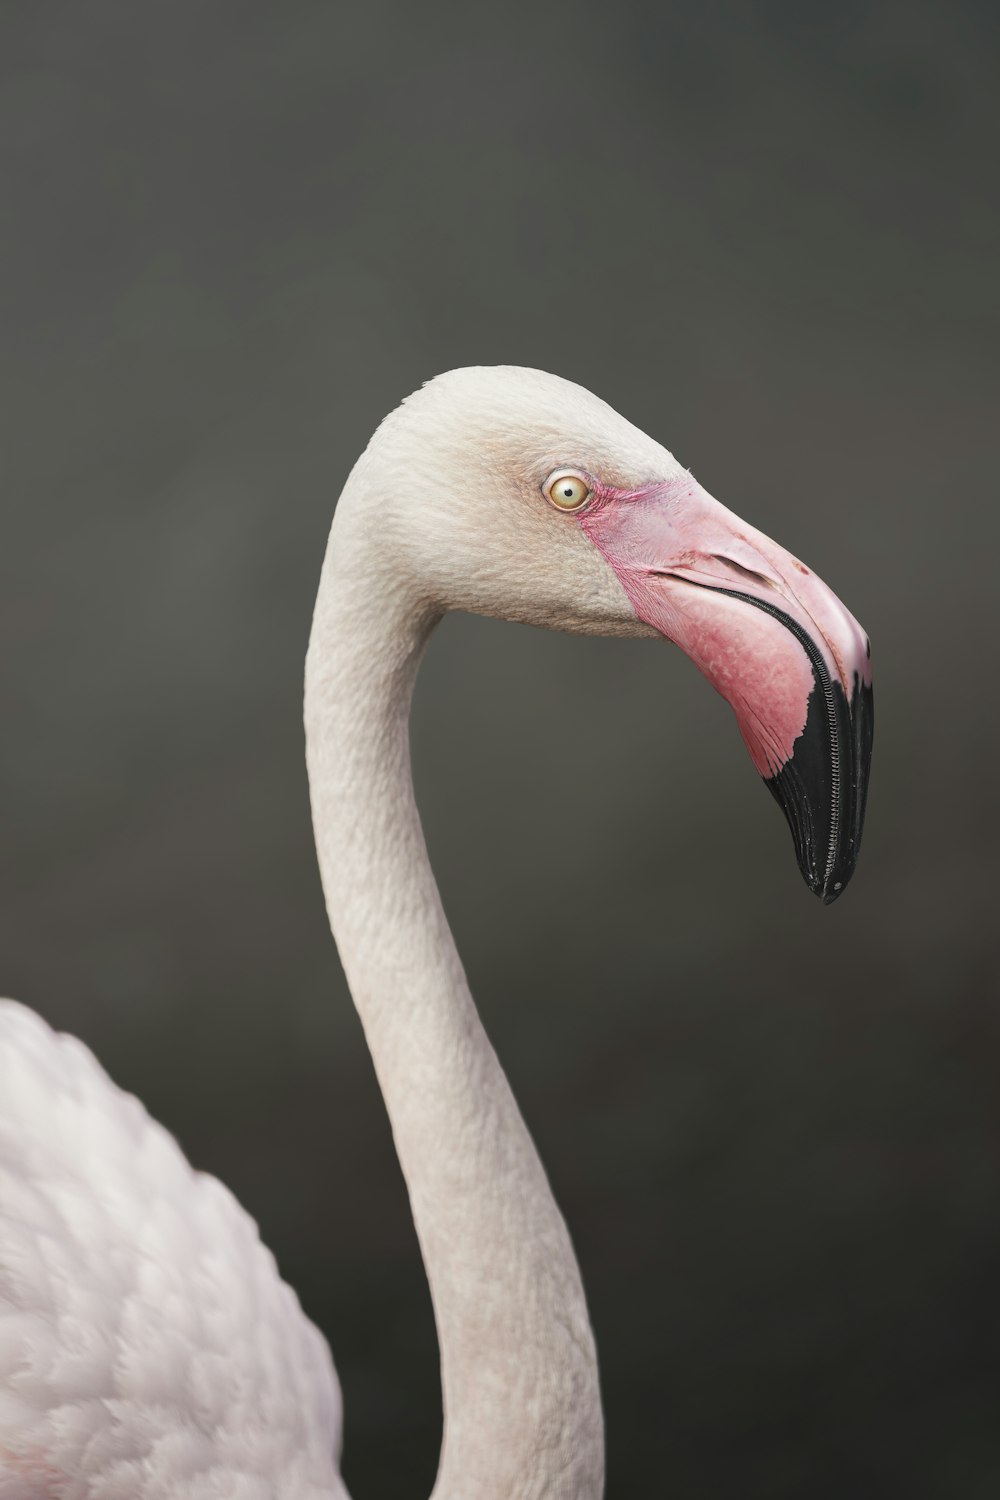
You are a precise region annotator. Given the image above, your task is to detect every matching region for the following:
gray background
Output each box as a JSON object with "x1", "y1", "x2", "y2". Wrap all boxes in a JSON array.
[{"x1": 2, "y1": 2, "x2": 998, "y2": 1495}]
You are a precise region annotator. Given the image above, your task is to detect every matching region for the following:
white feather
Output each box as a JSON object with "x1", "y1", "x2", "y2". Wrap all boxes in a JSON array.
[{"x1": 0, "y1": 1000, "x2": 346, "y2": 1499}]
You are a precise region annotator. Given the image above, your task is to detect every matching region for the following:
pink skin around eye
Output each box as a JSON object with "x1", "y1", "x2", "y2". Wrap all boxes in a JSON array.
[{"x1": 576, "y1": 476, "x2": 870, "y2": 777}]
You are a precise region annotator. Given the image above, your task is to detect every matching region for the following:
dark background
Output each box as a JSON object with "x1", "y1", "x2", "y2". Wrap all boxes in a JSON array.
[{"x1": 2, "y1": 2, "x2": 998, "y2": 1495}]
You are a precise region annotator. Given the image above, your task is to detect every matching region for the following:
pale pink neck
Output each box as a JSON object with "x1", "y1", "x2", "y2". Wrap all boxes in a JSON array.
[{"x1": 304, "y1": 488, "x2": 603, "y2": 1500}]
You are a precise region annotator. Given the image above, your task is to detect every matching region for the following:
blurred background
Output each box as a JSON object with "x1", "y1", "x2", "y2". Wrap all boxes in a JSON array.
[{"x1": 2, "y1": 2, "x2": 998, "y2": 1495}]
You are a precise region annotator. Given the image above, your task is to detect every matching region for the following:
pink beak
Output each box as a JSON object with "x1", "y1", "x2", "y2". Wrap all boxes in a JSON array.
[{"x1": 579, "y1": 475, "x2": 874, "y2": 903}]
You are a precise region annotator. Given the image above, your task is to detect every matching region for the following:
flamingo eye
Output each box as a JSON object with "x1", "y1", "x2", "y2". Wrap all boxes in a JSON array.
[{"x1": 544, "y1": 471, "x2": 592, "y2": 512}]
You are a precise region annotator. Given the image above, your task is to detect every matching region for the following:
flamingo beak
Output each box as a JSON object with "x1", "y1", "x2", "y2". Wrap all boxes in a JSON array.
[{"x1": 579, "y1": 477, "x2": 874, "y2": 903}]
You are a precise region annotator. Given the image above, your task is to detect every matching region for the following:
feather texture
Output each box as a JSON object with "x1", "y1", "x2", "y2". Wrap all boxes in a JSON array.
[{"x1": 0, "y1": 1001, "x2": 346, "y2": 1499}]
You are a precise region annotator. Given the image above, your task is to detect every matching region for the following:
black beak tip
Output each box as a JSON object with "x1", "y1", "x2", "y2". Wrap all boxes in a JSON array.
[
  {"x1": 815, "y1": 868, "x2": 851, "y2": 905},
  {"x1": 764, "y1": 674, "x2": 873, "y2": 907},
  {"x1": 794, "y1": 848, "x2": 853, "y2": 904}
]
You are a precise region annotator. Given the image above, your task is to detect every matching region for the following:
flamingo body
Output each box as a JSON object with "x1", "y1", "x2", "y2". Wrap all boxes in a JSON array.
[{"x1": 0, "y1": 1000, "x2": 344, "y2": 1499}]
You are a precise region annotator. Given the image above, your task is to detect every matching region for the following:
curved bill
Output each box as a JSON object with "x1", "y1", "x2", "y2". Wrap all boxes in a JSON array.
[{"x1": 579, "y1": 476, "x2": 874, "y2": 903}]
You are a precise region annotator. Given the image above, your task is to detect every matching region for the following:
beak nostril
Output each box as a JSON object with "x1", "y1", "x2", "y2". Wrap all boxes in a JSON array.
[{"x1": 710, "y1": 555, "x2": 776, "y2": 590}]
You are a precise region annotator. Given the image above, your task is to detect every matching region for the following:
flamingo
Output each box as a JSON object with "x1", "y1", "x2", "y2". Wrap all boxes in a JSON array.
[{"x1": 0, "y1": 367, "x2": 873, "y2": 1499}]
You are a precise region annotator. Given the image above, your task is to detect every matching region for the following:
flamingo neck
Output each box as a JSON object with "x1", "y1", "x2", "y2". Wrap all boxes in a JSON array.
[{"x1": 304, "y1": 486, "x2": 603, "y2": 1500}]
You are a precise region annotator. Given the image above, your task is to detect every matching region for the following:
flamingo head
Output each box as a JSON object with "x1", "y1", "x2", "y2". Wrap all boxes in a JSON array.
[{"x1": 361, "y1": 366, "x2": 874, "y2": 902}]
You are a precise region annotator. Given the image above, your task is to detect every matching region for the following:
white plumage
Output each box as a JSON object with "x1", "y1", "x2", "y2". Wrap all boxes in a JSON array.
[
  {"x1": 0, "y1": 368, "x2": 869, "y2": 1499},
  {"x1": 0, "y1": 367, "x2": 639, "y2": 1500},
  {"x1": 0, "y1": 1000, "x2": 345, "y2": 1499}
]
